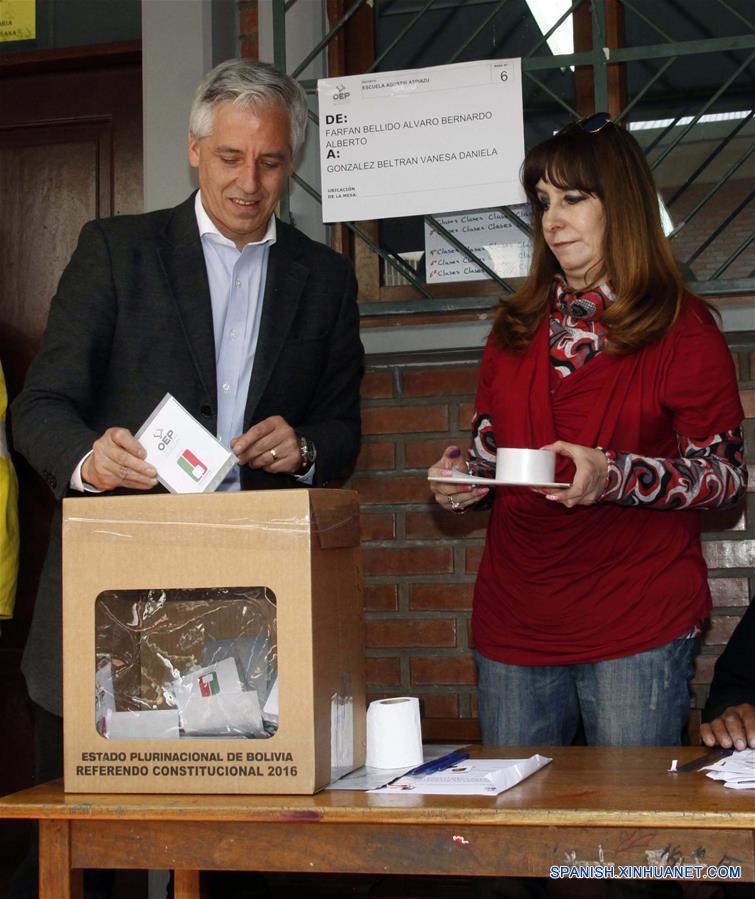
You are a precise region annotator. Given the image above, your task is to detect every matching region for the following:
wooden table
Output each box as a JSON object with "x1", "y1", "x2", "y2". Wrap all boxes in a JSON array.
[{"x1": 0, "y1": 747, "x2": 753, "y2": 899}]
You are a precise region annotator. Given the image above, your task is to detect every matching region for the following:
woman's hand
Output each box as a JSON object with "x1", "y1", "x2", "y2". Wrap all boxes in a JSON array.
[
  {"x1": 428, "y1": 445, "x2": 490, "y2": 514},
  {"x1": 535, "y1": 440, "x2": 609, "y2": 508}
]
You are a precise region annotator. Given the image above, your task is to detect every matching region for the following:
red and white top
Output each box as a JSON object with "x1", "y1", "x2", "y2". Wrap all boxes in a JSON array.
[{"x1": 470, "y1": 282, "x2": 746, "y2": 666}]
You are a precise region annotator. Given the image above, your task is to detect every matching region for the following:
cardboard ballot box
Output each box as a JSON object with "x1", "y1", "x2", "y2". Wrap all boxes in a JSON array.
[{"x1": 62, "y1": 489, "x2": 365, "y2": 794}]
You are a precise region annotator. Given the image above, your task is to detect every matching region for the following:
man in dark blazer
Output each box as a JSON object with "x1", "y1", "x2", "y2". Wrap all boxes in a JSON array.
[
  {"x1": 9, "y1": 58, "x2": 362, "y2": 898},
  {"x1": 701, "y1": 599, "x2": 755, "y2": 751}
]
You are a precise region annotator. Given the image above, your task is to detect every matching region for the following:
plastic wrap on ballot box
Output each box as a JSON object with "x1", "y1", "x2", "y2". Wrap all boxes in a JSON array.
[{"x1": 94, "y1": 587, "x2": 278, "y2": 740}]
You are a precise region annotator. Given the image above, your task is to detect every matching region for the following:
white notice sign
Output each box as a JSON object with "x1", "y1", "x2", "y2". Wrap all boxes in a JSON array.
[
  {"x1": 424, "y1": 205, "x2": 533, "y2": 284},
  {"x1": 318, "y1": 59, "x2": 525, "y2": 222}
]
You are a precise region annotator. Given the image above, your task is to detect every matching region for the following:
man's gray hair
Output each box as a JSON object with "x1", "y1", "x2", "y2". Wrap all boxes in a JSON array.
[{"x1": 190, "y1": 59, "x2": 309, "y2": 156}]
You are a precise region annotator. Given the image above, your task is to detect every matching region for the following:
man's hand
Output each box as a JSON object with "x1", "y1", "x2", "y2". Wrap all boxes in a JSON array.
[
  {"x1": 231, "y1": 415, "x2": 302, "y2": 475},
  {"x1": 700, "y1": 704, "x2": 755, "y2": 751},
  {"x1": 81, "y1": 427, "x2": 157, "y2": 491}
]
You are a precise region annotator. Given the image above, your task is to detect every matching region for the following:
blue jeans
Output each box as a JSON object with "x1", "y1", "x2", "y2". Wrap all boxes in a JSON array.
[{"x1": 475, "y1": 636, "x2": 698, "y2": 746}]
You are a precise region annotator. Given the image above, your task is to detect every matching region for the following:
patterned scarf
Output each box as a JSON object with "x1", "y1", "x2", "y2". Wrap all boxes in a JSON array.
[
  {"x1": 550, "y1": 274, "x2": 615, "y2": 321},
  {"x1": 549, "y1": 275, "x2": 616, "y2": 377}
]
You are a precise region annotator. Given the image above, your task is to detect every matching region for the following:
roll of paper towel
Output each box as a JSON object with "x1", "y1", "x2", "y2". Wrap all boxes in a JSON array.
[{"x1": 365, "y1": 696, "x2": 423, "y2": 768}]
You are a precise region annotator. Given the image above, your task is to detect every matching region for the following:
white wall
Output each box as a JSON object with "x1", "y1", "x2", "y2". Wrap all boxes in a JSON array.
[
  {"x1": 141, "y1": 0, "x2": 211, "y2": 211},
  {"x1": 141, "y1": 0, "x2": 238, "y2": 212},
  {"x1": 258, "y1": 0, "x2": 327, "y2": 244}
]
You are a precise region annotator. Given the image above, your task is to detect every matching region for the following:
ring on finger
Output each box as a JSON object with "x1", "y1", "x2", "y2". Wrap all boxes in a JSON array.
[
  {"x1": 269, "y1": 448, "x2": 278, "y2": 461},
  {"x1": 448, "y1": 496, "x2": 463, "y2": 513},
  {"x1": 119, "y1": 466, "x2": 129, "y2": 480}
]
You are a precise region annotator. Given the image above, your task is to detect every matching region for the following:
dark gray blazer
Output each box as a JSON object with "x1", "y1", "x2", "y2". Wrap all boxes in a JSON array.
[
  {"x1": 11, "y1": 193, "x2": 363, "y2": 715},
  {"x1": 702, "y1": 599, "x2": 755, "y2": 722}
]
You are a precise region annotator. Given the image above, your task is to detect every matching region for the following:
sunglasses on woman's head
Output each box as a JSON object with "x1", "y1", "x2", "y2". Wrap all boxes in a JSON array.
[{"x1": 575, "y1": 111, "x2": 612, "y2": 133}]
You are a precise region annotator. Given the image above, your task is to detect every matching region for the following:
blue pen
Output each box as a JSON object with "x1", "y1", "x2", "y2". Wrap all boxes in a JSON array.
[{"x1": 410, "y1": 750, "x2": 470, "y2": 777}]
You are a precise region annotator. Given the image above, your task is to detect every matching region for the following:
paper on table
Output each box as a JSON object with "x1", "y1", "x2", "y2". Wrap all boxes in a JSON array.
[
  {"x1": 704, "y1": 748, "x2": 755, "y2": 789},
  {"x1": 371, "y1": 754, "x2": 551, "y2": 795},
  {"x1": 331, "y1": 688, "x2": 355, "y2": 781},
  {"x1": 326, "y1": 744, "x2": 464, "y2": 791}
]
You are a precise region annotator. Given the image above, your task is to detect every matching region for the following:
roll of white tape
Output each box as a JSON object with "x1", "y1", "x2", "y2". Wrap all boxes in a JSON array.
[{"x1": 365, "y1": 696, "x2": 423, "y2": 769}]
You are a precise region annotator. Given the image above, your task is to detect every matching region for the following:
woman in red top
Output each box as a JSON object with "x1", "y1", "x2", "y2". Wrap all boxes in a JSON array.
[{"x1": 429, "y1": 114, "x2": 747, "y2": 747}]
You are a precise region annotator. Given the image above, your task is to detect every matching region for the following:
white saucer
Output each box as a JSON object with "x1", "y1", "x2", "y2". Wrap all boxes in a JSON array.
[{"x1": 428, "y1": 474, "x2": 571, "y2": 490}]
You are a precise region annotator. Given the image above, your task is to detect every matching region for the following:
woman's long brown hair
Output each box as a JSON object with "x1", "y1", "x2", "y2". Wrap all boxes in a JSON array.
[{"x1": 492, "y1": 121, "x2": 685, "y2": 355}]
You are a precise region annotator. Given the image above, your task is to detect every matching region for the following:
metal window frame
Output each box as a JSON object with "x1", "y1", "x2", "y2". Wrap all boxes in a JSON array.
[{"x1": 273, "y1": 0, "x2": 755, "y2": 317}]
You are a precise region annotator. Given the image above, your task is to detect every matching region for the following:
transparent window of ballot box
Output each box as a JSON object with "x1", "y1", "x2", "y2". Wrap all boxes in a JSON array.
[{"x1": 94, "y1": 587, "x2": 278, "y2": 741}]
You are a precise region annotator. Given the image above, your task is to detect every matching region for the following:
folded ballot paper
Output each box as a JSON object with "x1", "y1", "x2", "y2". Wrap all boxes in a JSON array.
[
  {"x1": 374, "y1": 755, "x2": 552, "y2": 795},
  {"x1": 174, "y1": 656, "x2": 265, "y2": 737},
  {"x1": 135, "y1": 393, "x2": 237, "y2": 493},
  {"x1": 105, "y1": 709, "x2": 180, "y2": 740},
  {"x1": 703, "y1": 748, "x2": 755, "y2": 790}
]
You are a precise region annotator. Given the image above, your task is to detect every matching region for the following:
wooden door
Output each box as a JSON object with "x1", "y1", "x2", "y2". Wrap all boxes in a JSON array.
[{"x1": 0, "y1": 41, "x2": 143, "y2": 864}]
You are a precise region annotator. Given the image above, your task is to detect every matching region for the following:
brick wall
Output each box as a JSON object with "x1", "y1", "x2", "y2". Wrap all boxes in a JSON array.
[{"x1": 349, "y1": 338, "x2": 755, "y2": 743}]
